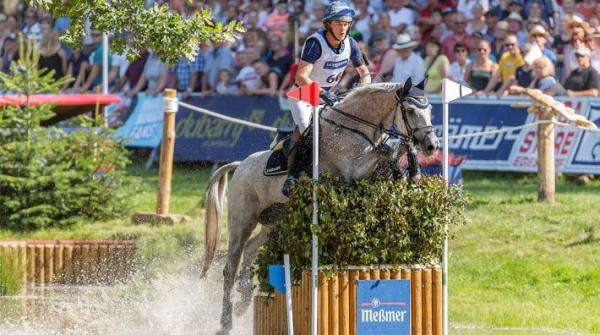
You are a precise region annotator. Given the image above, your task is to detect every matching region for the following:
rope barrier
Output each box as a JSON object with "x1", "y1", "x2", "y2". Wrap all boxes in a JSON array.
[{"x1": 177, "y1": 100, "x2": 278, "y2": 133}]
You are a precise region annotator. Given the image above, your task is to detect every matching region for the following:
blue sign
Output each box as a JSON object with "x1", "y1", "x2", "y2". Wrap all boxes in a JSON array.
[{"x1": 357, "y1": 280, "x2": 411, "y2": 335}]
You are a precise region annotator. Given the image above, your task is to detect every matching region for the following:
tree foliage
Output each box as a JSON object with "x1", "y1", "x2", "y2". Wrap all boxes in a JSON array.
[
  {"x1": 27, "y1": 0, "x2": 245, "y2": 65},
  {"x1": 0, "y1": 37, "x2": 131, "y2": 230}
]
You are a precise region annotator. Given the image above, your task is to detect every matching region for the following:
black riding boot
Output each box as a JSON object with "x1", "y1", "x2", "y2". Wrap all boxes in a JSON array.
[
  {"x1": 407, "y1": 150, "x2": 422, "y2": 180},
  {"x1": 282, "y1": 136, "x2": 312, "y2": 197}
]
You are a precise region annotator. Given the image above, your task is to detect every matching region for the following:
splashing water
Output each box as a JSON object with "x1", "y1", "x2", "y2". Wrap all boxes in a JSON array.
[{"x1": 0, "y1": 261, "x2": 253, "y2": 335}]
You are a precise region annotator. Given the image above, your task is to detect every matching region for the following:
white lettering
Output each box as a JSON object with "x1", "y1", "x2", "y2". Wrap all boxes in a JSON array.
[{"x1": 361, "y1": 309, "x2": 407, "y2": 323}]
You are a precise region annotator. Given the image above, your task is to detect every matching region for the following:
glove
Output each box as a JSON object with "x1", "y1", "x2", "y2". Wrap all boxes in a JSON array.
[{"x1": 319, "y1": 89, "x2": 338, "y2": 106}]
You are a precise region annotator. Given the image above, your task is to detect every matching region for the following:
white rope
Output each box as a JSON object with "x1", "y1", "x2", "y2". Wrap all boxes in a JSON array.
[
  {"x1": 177, "y1": 100, "x2": 278, "y2": 133},
  {"x1": 163, "y1": 96, "x2": 179, "y2": 113}
]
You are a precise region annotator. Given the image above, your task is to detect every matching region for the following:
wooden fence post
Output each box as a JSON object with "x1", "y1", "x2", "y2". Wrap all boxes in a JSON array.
[{"x1": 537, "y1": 106, "x2": 555, "y2": 203}]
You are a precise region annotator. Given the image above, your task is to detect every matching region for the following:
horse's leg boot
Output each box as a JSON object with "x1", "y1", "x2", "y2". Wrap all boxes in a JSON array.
[{"x1": 407, "y1": 150, "x2": 422, "y2": 180}]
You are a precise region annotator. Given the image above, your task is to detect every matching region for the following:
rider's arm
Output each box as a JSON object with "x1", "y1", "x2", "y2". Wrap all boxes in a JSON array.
[
  {"x1": 356, "y1": 64, "x2": 371, "y2": 84},
  {"x1": 349, "y1": 38, "x2": 371, "y2": 84},
  {"x1": 295, "y1": 60, "x2": 315, "y2": 87}
]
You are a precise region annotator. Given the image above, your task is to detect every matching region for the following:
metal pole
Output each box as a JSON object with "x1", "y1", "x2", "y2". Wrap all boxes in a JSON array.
[
  {"x1": 284, "y1": 254, "x2": 294, "y2": 335},
  {"x1": 311, "y1": 104, "x2": 319, "y2": 335},
  {"x1": 101, "y1": 32, "x2": 109, "y2": 128},
  {"x1": 442, "y1": 99, "x2": 449, "y2": 335}
]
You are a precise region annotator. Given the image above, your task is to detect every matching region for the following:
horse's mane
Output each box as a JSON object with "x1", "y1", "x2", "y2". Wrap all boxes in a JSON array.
[{"x1": 343, "y1": 82, "x2": 403, "y2": 102}]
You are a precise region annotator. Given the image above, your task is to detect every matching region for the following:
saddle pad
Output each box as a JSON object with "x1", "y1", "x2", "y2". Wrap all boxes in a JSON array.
[{"x1": 264, "y1": 147, "x2": 288, "y2": 176}]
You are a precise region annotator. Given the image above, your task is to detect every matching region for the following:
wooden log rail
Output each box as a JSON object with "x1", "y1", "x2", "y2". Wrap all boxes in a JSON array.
[
  {"x1": 254, "y1": 266, "x2": 442, "y2": 335},
  {"x1": 0, "y1": 240, "x2": 136, "y2": 285}
]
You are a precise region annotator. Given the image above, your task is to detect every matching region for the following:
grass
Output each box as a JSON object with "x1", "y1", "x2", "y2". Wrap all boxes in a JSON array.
[
  {"x1": 451, "y1": 171, "x2": 600, "y2": 334},
  {"x1": 1, "y1": 157, "x2": 599, "y2": 334}
]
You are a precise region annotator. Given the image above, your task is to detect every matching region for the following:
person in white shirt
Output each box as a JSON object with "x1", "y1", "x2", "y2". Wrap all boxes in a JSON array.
[
  {"x1": 391, "y1": 34, "x2": 425, "y2": 84},
  {"x1": 448, "y1": 42, "x2": 471, "y2": 83}
]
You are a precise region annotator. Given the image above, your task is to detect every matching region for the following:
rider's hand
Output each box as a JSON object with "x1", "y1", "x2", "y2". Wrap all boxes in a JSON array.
[{"x1": 319, "y1": 89, "x2": 338, "y2": 105}]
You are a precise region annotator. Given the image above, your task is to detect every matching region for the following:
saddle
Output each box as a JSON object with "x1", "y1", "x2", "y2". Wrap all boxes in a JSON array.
[{"x1": 264, "y1": 128, "x2": 293, "y2": 176}]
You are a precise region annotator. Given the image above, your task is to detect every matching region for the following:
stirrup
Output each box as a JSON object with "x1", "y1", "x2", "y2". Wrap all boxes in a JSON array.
[{"x1": 282, "y1": 175, "x2": 298, "y2": 197}]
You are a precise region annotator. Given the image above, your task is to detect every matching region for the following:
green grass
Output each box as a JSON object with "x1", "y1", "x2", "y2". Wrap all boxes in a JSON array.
[
  {"x1": 451, "y1": 171, "x2": 600, "y2": 334},
  {"x1": 1, "y1": 158, "x2": 599, "y2": 334}
]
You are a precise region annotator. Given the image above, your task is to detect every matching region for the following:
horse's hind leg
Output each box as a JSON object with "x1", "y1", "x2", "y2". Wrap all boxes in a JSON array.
[
  {"x1": 218, "y1": 217, "x2": 257, "y2": 335},
  {"x1": 235, "y1": 226, "x2": 273, "y2": 316}
]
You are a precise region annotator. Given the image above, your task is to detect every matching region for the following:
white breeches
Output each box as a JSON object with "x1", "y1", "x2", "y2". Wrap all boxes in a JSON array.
[{"x1": 289, "y1": 98, "x2": 316, "y2": 134}]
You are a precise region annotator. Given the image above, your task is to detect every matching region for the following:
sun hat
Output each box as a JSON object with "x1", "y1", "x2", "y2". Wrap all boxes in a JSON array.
[
  {"x1": 529, "y1": 24, "x2": 549, "y2": 38},
  {"x1": 564, "y1": 15, "x2": 590, "y2": 32},
  {"x1": 506, "y1": 12, "x2": 524, "y2": 23},
  {"x1": 574, "y1": 46, "x2": 591, "y2": 57},
  {"x1": 392, "y1": 34, "x2": 417, "y2": 50}
]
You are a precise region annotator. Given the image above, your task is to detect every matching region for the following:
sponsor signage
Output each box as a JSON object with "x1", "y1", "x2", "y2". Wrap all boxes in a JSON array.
[{"x1": 356, "y1": 280, "x2": 411, "y2": 335}]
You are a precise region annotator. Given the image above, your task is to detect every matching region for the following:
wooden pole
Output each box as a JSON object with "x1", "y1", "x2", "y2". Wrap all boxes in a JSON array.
[
  {"x1": 537, "y1": 107, "x2": 555, "y2": 203},
  {"x1": 132, "y1": 89, "x2": 190, "y2": 224},
  {"x1": 157, "y1": 88, "x2": 177, "y2": 215}
]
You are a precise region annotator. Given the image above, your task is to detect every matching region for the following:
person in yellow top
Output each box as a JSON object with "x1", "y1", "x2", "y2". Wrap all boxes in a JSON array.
[
  {"x1": 423, "y1": 37, "x2": 449, "y2": 93},
  {"x1": 482, "y1": 33, "x2": 524, "y2": 97}
]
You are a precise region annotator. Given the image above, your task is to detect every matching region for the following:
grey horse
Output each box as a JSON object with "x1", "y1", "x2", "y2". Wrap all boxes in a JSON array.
[{"x1": 201, "y1": 79, "x2": 438, "y2": 334}]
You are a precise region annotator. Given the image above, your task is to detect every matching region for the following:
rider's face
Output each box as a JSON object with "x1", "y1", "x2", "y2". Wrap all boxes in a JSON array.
[{"x1": 329, "y1": 20, "x2": 352, "y2": 39}]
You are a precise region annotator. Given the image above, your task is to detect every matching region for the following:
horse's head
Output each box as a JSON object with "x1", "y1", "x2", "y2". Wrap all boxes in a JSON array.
[{"x1": 395, "y1": 78, "x2": 439, "y2": 156}]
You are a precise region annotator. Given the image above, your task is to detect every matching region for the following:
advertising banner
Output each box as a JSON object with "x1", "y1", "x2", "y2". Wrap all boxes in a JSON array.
[{"x1": 356, "y1": 280, "x2": 411, "y2": 335}]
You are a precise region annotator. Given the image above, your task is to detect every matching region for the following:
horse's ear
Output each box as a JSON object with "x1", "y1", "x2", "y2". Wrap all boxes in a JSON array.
[
  {"x1": 397, "y1": 77, "x2": 412, "y2": 98},
  {"x1": 415, "y1": 76, "x2": 428, "y2": 91}
]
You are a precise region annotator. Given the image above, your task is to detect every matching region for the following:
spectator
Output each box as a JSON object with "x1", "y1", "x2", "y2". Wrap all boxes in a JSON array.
[
  {"x1": 241, "y1": 59, "x2": 280, "y2": 96},
  {"x1": 267, "y1": 33, "x2": 294, "y2": 81},
  {"x1": 510, "y1": 56, "x2": 562, "y2": 95},
  {"x1": 21, "y1": 7, "x2": 41, "y2": 45},
  {"x1": 372, "y1": 11, "x2": 399, "y2": 46},
  {"x1": 173, "y1": 48, "x2": 204, "y2": 99},
  {"x1": 466, "y1": 3, "x2": 487, "y2": 35},
  {"x1": 442, "y1": 13, "x2": 471, "y2": 62},
  {"x1": 387, "y1": 0, "x2": 417, "y2": 34},
  {"x1": 125, "y1": 50, "x2": 169, "y2": 97},
  {"x1": 201, "y1": 40, "x2": 236, "y2": 94},
  {"x1": 439, "y1": 8, "x2": 458, "y2": 41},
  {"x1": 215, "y1": 68, "x2": 240, "y2": 95},
  {"x1": 262, "y1": 0, "x2": 290, "y2": 37},
  {"x1": 390, "y1": 33, "x2": 425, "y2": 84},
  {"x1": 562, "y1": 31, "x2": 590, "y2": 83},
  {"x1": 464, "y1": 39, "x2": 498, "y2": 94},
  {"x1": 298, "y1": 2, "x2": 326, "y2": 39},
  {"x1": 469, "y1": 32, "x2": 496, "y2": 61},
  {"x1": 0, "y1": 33, "x2": 18, "y2": 74},
  {"x1": 353, "y1": 0, "x2": 378, "y2": 44},
  {"x1": 68, "y1": 46, "x2": 90, "y2": 91},
  {"x1": 528, "y1": 24, "x2": 557, "y2": 66},
  {"x1": 111, "y1": 48, "x2": 149, "y2": 93},
  {"x1": 564, "y1": 46, "x2": 600, "y2": 96},
  {"x1": 449, "y1": 42, "x2": 471, "y2": 83},
  {"x1": 418, "y1": 0, "x2": 444, "y2": 41},
  {"x1": 577, "y1": 0, "x2": 597, "y2": 20},
  {"x1": 423, "y1": 37, "x2": 450, "y2": 93},
  {"x1": 235, "y1": 47, "x2": 262, "y2": 90},
  {"x1": 526, "y1": 0, "x2": 550, "y2": 26},
  {"x1": 491, "y1": 20, "x2": 509, "y2": 60},
  {"x1": 505, "y1": 11, "x2": 527, "y2": 45},
  {"x1": 370, "y1": 31, "x2": 399, "y2": 82},
  {"x1": 483, "y1": 33, "x2": 524, "y2": 96},
  {"x1": 38, "y1": 27, "x2": 68, "y2": 84},
  {"x1": 588, "y1": 26, "x2": 600, "y2": 74},
  {"x1": 482, "y1": 10, "x2": 499, "y2": 43},
  {"x1": 458, "y1": 0, "x2": 489, "y2": 21},
  {"x1": 78, "y1": 29, "x2": 112, "y2": 93}
]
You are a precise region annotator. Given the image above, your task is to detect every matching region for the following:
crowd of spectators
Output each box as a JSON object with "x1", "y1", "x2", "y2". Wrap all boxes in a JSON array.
[{"x1": 2, "y1": 0, "x2": 600, "y2": 98}]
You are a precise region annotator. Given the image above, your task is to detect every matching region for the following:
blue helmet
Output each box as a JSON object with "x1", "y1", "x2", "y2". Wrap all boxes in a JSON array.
[{"x1": 323, "y1": 1, "x2": 356, "y2": 23}]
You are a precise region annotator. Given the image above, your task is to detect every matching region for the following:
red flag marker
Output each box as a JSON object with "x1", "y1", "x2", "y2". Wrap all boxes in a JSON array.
[{"x1": 286, "y1": 82, "x2": 320, "y2": 107}]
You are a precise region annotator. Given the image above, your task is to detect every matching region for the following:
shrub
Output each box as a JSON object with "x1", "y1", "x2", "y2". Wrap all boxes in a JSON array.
[
  {"x1": 0, "y1": 36, "x2": 131, "y2": 230},
  {"x1": 254, "y1": 175, "x2": 467, "y2": 293}
]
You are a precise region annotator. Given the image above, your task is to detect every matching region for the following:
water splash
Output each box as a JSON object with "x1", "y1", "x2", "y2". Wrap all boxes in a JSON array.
[{"x1": 0, "y1": 262, "x2": 252, "y2": 335}]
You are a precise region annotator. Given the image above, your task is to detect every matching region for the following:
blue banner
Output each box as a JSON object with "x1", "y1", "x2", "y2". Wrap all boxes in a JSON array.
[{"x1": 357, "y1": 280, "x2": 411, "y2": 335}]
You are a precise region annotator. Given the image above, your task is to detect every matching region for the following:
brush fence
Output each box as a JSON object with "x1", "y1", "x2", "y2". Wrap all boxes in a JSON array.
[
  {"x1": 0, "y1": 240, "x2": 135, "y2": 284},
  {"x1": 254, "y1": 266, "x2": 442, "y2": 335}
]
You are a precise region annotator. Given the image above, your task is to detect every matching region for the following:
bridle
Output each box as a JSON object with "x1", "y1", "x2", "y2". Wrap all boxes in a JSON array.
[{"x1": 320, "y1": 89, "x2": 435, "y2": 150}]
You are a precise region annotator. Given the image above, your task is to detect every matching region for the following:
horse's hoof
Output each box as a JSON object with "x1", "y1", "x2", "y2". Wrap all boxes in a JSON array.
[
  {"x1": 235, "y1": 300, "x2": 252, "y2": 317},
  {"x1": 281, "y1": 176, "x2": 298, "y2": 197}
]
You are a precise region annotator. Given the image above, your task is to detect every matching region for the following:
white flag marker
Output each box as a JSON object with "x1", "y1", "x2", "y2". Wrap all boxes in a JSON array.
[{"x1": 441, "y1": 79, "x2": 472, "y2": 335}]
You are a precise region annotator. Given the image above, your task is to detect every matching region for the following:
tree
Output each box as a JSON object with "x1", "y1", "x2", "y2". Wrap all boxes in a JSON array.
[{"x1": 27, "y1": 0, "x2": 244, "y2": 65}]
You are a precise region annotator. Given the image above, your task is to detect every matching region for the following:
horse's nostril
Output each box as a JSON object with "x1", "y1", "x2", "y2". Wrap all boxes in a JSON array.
[{"x1": 427, "y1": 144, "x2": 435, "y2": 152}]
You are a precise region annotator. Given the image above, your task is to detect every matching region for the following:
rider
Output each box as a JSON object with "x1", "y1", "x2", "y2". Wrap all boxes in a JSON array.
[{"x1": 282, "y1": 0, "x2": 372, "y2": 197}]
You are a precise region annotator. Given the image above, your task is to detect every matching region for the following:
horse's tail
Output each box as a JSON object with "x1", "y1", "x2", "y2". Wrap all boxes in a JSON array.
[{"x1": 201, "y1": 161, "x2": 241, "y2": 279}]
